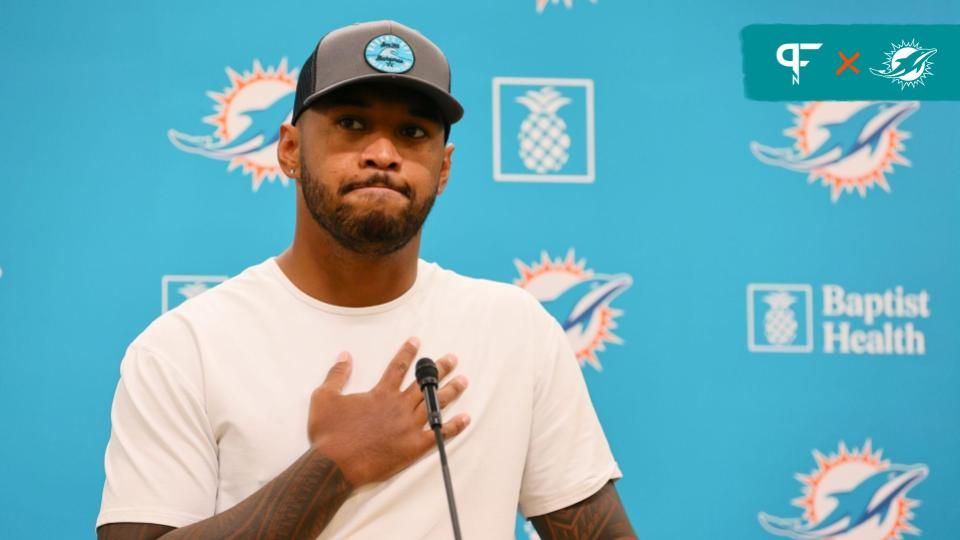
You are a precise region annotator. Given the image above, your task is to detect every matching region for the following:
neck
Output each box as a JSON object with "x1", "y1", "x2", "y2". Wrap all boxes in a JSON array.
[{"x1": 276, "y1": 196, "x2": 421, "y2": 308}]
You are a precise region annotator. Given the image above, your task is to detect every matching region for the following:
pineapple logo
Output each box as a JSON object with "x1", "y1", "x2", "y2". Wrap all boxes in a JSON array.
[
  {"x1": 516, "y1": 87, "x2": 572, "y2": 174},
  {"x1": 759, "y1": 440, "x2": 927, "y2": 539},
  {"x1": 493, "y1": 77, "x2": 595, "y2": 183},
  {"x1": 747, "y1": 283, "x2": 813, "y2": 353},
  {"x1": 763, "y1": 291, "x2": 799, "y2": 346},
  {"x1": 168, "y1": 59, "x2": 298, "y2": 191},
  {"x1": 513, "y1": 250, "x2": 631, "y2": 370},
  {"x1": 161, "y1": 274, "x2": 228, "y2": 313}
]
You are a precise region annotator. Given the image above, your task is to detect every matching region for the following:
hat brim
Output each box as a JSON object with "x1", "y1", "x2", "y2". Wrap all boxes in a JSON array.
[{"x1": 294, "y1": 73, "x2": 464, "y2": 126}]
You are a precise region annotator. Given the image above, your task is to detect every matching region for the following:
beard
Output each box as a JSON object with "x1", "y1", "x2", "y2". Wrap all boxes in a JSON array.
[{"x1": 299, "y1": 161, "x2": 438, "y2": 256}]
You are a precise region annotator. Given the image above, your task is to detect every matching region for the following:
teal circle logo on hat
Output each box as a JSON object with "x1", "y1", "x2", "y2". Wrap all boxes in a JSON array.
[{"x1": 364, "y1": 34, "x2": 415, "y2": 73}]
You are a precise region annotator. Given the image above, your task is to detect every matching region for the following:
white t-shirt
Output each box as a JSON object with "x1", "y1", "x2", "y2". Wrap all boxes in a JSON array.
[{"x1": 96, "y1": 257, "x2": 622, "y2": 539}]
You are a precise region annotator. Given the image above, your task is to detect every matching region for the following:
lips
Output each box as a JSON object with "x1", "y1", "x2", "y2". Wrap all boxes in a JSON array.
[
  {"x1": 343, "y1": 176, "x2": 411, "y2": 198},
  {"x1": 350, "y1": 185, "x2": 406, "y2": 198}
]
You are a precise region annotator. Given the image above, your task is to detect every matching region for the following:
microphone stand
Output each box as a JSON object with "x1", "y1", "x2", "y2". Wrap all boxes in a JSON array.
[
  {"x1": 433, "y1": 424, "x2": 462, "y2": 540},
  {"x1": 416, "y1": 357, "x2": 463, "y2": 540}
]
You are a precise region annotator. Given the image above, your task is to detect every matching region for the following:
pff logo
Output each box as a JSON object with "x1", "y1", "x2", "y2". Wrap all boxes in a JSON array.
[
  {"x1": 751, "y1": 101, "x2": 919, "y2": 202},
  {"x1": 747, "y1": 283, "x2": 930, "y2": 355},
  {"x1": 514, "y1": 250, "x2": 631, "y2": 370},
  {"x1": 759, "y1": 440, "x2": 927, "y2": 539},
  {"x1": 168, "y1": 59, "x2": 297, "y2": 191},
  {"x1": 493, "y1": 77, "x2": 595, "y2": 183},
  {"x1": 777, "y1": 42, "x2": 823, "y2": 85},
  {"x1": 162, "y1": 275, "x2": 228, "y2": 313}
]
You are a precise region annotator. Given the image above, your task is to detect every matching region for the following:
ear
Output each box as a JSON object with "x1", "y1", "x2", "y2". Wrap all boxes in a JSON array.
[
  {"x1": 277, "y1": 123, "x2": 300, "y2": 179},
  {"x1": 437, "y1": 143, "x2": 455, "y2": 195}
]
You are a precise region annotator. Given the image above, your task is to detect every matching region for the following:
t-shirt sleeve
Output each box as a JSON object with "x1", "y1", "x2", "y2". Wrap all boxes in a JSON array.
[
  {"x1": 96, "y1": 344, "x2": 219, "y2": 530},
  {"x1": 518, "y1": 313, "x2": 623, "y2": 518}
]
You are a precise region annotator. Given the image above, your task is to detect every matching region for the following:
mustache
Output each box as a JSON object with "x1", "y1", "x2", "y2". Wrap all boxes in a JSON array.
[{"x1": 340, "y1": 173, "x2": 412, "y2": 198}]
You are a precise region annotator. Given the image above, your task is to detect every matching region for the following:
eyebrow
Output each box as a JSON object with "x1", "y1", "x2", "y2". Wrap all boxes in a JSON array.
[{"x1": 408, "y1": 106, "x2": 443, "y2": 124}]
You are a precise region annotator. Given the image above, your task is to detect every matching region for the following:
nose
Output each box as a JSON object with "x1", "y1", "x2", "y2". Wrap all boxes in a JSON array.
[{"x1": 359, "y1": 136, "x2": 402, "y2": 171}]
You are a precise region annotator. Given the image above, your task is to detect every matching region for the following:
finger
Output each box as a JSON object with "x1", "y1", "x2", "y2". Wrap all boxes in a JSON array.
[
  {"x1": 421, "y1": 414, "x2": 471, "y2": 444},
  {"x1": 377, "y1": 337, "x2": 419, "y2": 390},
  {"x1": 413, "y1": 375, "x2": 468, "y2": 419},
  {"x1": 319, "y1": 352, "x2": 352, "y2": 394},
  {"x1": 417, "y1": 414, "x2": 471, "y2": 453},
  {"x1": 402, "y1": 353, "x2": 458, "y2": 402},
  {"x1": 439, "y1": 414, "x2": 470, "y2": 440},
  {"x1": 434, "y1": 353, "x2": 458, "y2": 381},
  {"x1": 436, "y1": 375, "x2": 468, "y2": 408}
]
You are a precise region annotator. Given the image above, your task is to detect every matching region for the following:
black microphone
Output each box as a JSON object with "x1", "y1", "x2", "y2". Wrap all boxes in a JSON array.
[{"x1": 415, "y1": 357, "x2": 463, "y2": 540}]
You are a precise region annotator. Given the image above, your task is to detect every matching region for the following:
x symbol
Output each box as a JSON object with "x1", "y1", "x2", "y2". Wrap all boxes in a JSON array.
[{"x1": 836, "y1": 51, "x2": 860, "y2": 75}]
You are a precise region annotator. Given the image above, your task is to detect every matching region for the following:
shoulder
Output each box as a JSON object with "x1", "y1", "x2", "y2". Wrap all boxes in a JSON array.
[
  {"x1": 427, "y1": 260, "x2": 540, "y2": 304},
  {"x1": 424, "y1": 260, "x2": 559, "y2": 331}
]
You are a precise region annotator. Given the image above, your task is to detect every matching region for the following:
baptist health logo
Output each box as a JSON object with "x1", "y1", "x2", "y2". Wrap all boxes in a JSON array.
[
  {"x1": 493, "y1": 78, "x2": 595, "y2": 183},
  {"x1": 751, "y1": 101, "x2": 919, "y2": 202},
  {"x1": 776, "y1": 43, "x2": 822, "y2": 85},
  {"x1": 161, "y1": 275, "x2": 228, "y2": 313},
  {"x1": 747, "y1": 284, "x2": 930, "y2": 355},
  {"x1": 759, "y1": 440, "x2": 927, "y2": 539},
  {"x1": 514, "y1": 250, "x2": 631, "y2": 370},
  {"x1": 168, "y1": 59, "x2": 297, "y2": 191},
  {"x1": 747, "y1": 284, "x2": 814, "y2": 353}
]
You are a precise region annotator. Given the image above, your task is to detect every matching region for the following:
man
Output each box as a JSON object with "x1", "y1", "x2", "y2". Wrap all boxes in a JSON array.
[{"x1": 96, "y1": 20, "x2": 635, "y2": 539}]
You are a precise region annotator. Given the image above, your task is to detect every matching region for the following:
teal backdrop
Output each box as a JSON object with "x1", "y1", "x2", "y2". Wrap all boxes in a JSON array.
[{"x1": 1, "y1": 1, "x2": 958, "y2": 538}]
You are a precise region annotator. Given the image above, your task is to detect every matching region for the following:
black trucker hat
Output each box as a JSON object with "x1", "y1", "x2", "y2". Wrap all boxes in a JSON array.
[{"x1": 292, "y1": 20, "x2": 464, "y2": 126}]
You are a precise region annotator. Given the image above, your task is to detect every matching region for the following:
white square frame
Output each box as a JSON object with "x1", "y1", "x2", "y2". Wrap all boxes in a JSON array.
[
  {"x1": 746, "y1": 283, "x2": 814, "y2": 353},
  {"x1": 161, "y1": 274, "x2": 229, "y2": 313},
  {"x1": 492, "y1": 77, "x2": 596, "y2": 183}
]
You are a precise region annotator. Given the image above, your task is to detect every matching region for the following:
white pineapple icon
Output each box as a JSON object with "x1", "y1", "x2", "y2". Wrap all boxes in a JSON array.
[
  {"x1": 516, "y1": 86, "x2": 572, "y2": 174},
  {"x1": 763, "y1": 291, "x2": 799, "y2": 345}
]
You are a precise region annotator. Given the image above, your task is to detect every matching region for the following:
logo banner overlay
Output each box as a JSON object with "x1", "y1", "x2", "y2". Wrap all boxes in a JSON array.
[{"x1": 741, "y1": 25, "x2": 960, "y2": 100}]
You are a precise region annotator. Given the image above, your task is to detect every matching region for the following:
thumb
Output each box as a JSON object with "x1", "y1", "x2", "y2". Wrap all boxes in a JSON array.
[{"x1": 321, "y1": 352, "x2": 352, "y2": 394}]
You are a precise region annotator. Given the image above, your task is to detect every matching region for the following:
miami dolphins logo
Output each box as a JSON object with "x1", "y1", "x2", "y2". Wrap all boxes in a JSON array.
[
  {"x1": 870, "y1": 39, "x2": 937, "y2": 90},
  {"x1": 365, "y1": 35, "x2": 414, "y2": 74},
  {"x1": 168, "y1": 59, "x2": 297, "y2": 191},
  {"x1": 759, "y1": 440, "x2": 927, "y2": 539},
  {"x1": 514, "y1": 250, "x2": 631, "y2": 370},
  {"x1": 751, "y1": 101, "x2": 919, "y2": 202},
  {"x1": 536, "y1": 0, "x2": 598, "y2": 13}
]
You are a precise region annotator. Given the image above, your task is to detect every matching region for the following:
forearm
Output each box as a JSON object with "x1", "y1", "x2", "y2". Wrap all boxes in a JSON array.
[
  {"x1": 531, "y1": 481, "x2": 636, "y2": 540},
  {"x1": 160, "y1": 447, "x2": 352, "y2": 540}
]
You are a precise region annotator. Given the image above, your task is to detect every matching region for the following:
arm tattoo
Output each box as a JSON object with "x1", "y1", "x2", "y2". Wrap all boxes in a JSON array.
[
  {"x1": 530, "y1": 481, "x2": 637, "y2": 540},
  {"x1": 97, "y1": 523, "x2": 175, "y2": 540},
  {"x1": 97, "y1": 448, "x2": 353, "y2": 540}
]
